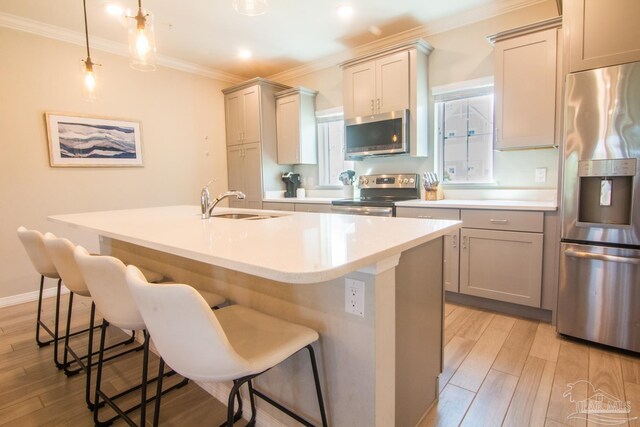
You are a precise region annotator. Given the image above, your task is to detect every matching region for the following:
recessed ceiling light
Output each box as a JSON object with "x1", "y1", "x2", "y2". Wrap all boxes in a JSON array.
[
  {"x1": 336, "y1": 4, "x2": 354, "y2": 19},
  {"x1": 238, "y1": 49, "x2": 252, "y2": 60},
  {"x1": 104, "y1": 3, "x2": 124, "y2": 16}
]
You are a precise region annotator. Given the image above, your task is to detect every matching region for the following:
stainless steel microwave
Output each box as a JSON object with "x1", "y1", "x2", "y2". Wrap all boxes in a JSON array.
[{"x1": 344, "y1": 110, "x2": 409, "y2": 159}]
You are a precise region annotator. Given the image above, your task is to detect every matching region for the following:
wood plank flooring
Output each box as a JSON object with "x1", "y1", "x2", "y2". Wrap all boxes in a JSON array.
[
  {"x1": 0, "y1": 293, "x2": 226, "y2": 426},
  {"x1": 423, "y1": 303, "x2": 640, "y2": 427},
  {"x1": 0, "y1": 295, "x2": 639, "y2": 426}
]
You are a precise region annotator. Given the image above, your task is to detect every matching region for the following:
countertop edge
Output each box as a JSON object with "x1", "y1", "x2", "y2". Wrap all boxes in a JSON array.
[{"x1": 48, "y1": 209, "x2": 461, "y2": 284}]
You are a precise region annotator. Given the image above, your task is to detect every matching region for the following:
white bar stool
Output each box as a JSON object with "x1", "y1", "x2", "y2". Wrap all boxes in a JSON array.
[
  {"x1": 17, "y1": 226, "x2": 69, "y2": 367},
  {"x1": 125, "y1": 265, "x2": 329, "y2": 427},
  {"x1": 75, "y1": 246, "x2": 226, "y2": 426},
  {"x1": 43, "y1": 233, "x2": 145, "y2": 410}
]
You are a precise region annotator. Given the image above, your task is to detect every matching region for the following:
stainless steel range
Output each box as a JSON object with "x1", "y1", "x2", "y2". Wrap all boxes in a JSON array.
[
  {"x1": 558, "y1": 61, "x2": 640, "y2": 353},
  {"x1": 331, "y1": 174, "x2": 420, "y2": 217}
]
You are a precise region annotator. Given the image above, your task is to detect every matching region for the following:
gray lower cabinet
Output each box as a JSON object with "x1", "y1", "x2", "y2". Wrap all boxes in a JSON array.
[
  {"x1": 262, "y1": 202, "x2": 295, "y2": 211},
  {"x1": 459, "y1": 228, "x2": 543, "y2": 307},
  {"x1": 227, "y1": 143, "x2": 263, "y2": 210},
  {"x1": 262, "y1": 202, "x2": 332, "y2": 213},
  {"x1": 294, "y1": 203, "x2": 333, "y2": 213},
  {"x1": 396, "y1": 207, "x2": 460, "y2": 292}
]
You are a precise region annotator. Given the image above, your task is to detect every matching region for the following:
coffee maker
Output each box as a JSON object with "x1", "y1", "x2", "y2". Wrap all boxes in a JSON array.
[{"x1": 282, "y1": 172, "x2": 301, "y2": 198}]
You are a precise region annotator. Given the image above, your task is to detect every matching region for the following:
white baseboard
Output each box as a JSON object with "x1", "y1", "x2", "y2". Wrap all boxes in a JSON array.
[{"x1": 0, "y1": 284, "x2": 70, "y2": 309}]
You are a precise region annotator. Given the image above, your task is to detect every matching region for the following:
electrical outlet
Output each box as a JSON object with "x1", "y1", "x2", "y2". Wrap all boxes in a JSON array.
[
  {"x1": 345, "y1": 278, "x2": 365, "y2": 317},
  {"x1": 535, "y1": 167, "x2": 547, "y2": 183}
]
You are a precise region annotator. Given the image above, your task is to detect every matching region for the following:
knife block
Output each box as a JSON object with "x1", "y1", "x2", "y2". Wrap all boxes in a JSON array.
[{"x1": 424, "y1": 187, "x2": 444, "y2": 201}]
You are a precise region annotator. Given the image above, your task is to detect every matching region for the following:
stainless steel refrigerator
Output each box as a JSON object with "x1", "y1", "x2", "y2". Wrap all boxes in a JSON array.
[{"x1": 558, "y1": 61, "x2": 640, "y2": 353}]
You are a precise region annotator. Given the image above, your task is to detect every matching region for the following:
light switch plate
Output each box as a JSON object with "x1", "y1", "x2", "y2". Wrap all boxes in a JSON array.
[
  {"x1": 345, "y1": 278, "x2": 365, "y2": 317},
  {"x1": 535, "y1": 167, "x2": 547, "y2": 183}
]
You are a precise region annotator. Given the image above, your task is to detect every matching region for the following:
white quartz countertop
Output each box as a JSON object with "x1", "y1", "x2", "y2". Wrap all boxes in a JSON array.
[
  {"x1": 395, "y1": 199, "x2": 557, "y2": 211},
  {"x1": 49, "y1": 205, "x2": 461, "y2": 284},
  {"x1": 262, "y1": 197, "x2": 337, "y2": 204}
]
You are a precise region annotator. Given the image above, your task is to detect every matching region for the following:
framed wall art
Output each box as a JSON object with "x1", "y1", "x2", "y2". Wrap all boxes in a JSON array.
[{"x1": 45, "y1": 112, "x2": 143, "y2": 167}]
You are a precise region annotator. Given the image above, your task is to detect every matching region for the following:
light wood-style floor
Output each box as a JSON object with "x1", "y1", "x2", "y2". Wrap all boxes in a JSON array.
[
  {"x1": 1, "y1": 294, "x2": 639, "y2": 426},
  {"x1": 422, "y1": 303, "x2": 640, "y2": 427}
]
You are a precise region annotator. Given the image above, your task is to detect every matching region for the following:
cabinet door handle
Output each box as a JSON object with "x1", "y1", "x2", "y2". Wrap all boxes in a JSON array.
[
  {"x1": 490, "y1": 219, "x2": 508, "y2": 224},
  {"x1": 452, "y1": 234, "x2": 457, "y2": 249},
  {"x1": 376, "y1": 98, "x2": 380, "y2": 112},
  {"x1": 418, "y1": 215, "x2": 433, "y2": 219},
  {"x1": 370, "y1": 99, "x2": 374, "y2": 114},
  {"x1": 462, "y1": 235, "x2": 467, "y2": 250}
]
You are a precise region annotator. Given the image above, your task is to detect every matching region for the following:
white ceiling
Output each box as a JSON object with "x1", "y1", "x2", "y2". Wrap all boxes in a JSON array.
[{"x1": 0, "y1": 0, "x2": 549, "y2": 79}]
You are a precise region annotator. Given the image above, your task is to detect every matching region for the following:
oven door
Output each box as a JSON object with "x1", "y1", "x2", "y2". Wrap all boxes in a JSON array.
[
  {"x1": 330, "y1": 205, "x2": 394, "y2": 217},
  {"x1": 558, "y1": 242, "x2": 640, "y2": 352}
]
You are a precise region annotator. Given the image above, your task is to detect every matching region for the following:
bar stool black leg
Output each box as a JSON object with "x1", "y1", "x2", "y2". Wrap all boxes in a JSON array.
[
  {"x1": 152, "y1": 357, "x2": 165, "y2": 427},
  {"x1": 247, "y1": 379, "x2": 257, "y2": 426},
  {"x1": 53, "y1": 278, "x2": 63, "y2": 369},
  {"x1": 307, "y1": 345, "x2": 328, "y2": 427},
  {"x1": 93, "y1": 319, "x2": 111, "y2": 427},
  {"x1": 86, "y1": 302, "x2": 96, "y2": 410},
  {"x1": 35, "y1": 275, "x2": 51, "y2": 347},
  {"x1": 140, "y1": 330, "x2": 150, "y2": 426}
]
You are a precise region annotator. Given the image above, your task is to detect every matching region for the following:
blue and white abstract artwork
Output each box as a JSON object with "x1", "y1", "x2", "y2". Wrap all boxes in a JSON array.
[{"x1": 46, "y1": 113, "x2": 143, "y2": 167}]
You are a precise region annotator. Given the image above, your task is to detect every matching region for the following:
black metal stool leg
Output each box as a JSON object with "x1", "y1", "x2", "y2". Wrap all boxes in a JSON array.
[
  {"x1": 53, "y1": 279, "x2": 64, "y2": 369},
  {"x1": 307, "y1": 345, "x2": 328, "y2": 427},
  {"x1": 152, "y1": 357, "x2": 165, "y2": 427},
  {"x1": 247, "y1": 379, "x2": 257, "y2": 426},
  {"x1": 140, "y1": 330, "x2": 150, "y2": 426},
  {"x1": 93, "y1": 320, "x2": 111, "y2": 427},
  {"x1": 86, "y1": 302, "x2": 96, "y2": 410},
  {"x1": 35, "y1": 275, "x2": 51, "y2": 347}
]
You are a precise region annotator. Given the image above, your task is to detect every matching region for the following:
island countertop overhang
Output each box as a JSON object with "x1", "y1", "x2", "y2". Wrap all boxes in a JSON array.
[{"x1": 49, "y1": 205, "x2": 461, "y2": 284}]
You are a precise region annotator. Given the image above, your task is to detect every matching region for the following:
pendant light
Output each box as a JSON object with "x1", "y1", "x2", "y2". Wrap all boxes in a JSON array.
[
  {"x1": 233, "y1": 0, "x2": 268, "y2": 16},
  {"x1": 128, "y1": 0, "x2": 156, "y2": 71},
  {"x1": 81, "y1": 0, "x2": 99, "y2": 101}
]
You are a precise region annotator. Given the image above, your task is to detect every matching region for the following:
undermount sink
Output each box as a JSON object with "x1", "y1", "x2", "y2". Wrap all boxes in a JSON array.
[{"x1": 210, "y1": 213, "x2": 277, "y2": 220}]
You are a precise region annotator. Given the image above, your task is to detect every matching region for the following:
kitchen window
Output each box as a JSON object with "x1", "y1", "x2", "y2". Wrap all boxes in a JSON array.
[
  {"x1": 317, "y1": 108, "x2": 354, "y2": 186},
  {"x1": 434, "y1": 79, "x2": 494, "y2": 184}
]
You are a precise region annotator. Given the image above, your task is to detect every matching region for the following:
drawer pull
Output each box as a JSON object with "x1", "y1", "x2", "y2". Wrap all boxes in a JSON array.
[
  {"x1": 490, "y1": 219, "x2": 508, "y2": 224},
  {"x1": 418, "y1": 215, "x2": 434, "y2": 219}
]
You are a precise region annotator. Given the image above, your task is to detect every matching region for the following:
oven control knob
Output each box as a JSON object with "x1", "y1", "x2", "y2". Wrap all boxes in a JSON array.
[
  {"x1": 402, "y1": 178, "x2": 409, "y2": 184},
  {"x1": 409, "y1": 178, "x2": 415, "y2": 184},
  {"x1": 364, "y1": 178, "x2": 369, "y2": 185}
]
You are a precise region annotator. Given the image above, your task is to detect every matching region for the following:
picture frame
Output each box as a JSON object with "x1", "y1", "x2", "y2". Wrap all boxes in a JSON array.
[{"x1": 45, "y1": 112, "x2": 143, "y2": 167}]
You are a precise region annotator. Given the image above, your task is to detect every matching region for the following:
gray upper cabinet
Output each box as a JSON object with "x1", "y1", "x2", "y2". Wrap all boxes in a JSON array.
[
  {"x1": 341, "y1": 39, "x2": 433, "y2": 157},
  {"x1": 343, "y1": 51, "x2": 409, "y2": 118},
  {"x1": 275, "y1": 87, "x2": 318, "y2": 165},
  {"x1": 565, "y1": 0, "x2": 640, "y2": 73},
  {"x1": 225, "y1": 85, "x2": 261, "y2": 146},
  {"x1": 490, "y1": 18, "x2": 562, "y2": 150}
]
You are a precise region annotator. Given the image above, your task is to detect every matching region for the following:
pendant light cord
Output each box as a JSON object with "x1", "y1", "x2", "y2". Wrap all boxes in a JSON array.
[{"x1": 83, "y1": 0, "x2": 91, "y2": 60}]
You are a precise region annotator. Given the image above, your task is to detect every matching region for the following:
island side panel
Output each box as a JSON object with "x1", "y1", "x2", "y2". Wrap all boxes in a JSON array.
[
  {"x1": 395, "y1": 237, "x2": 443, "y2": 427},
  {"x1": 102, "y1": 237, "x2": 387, "y2": 427}
]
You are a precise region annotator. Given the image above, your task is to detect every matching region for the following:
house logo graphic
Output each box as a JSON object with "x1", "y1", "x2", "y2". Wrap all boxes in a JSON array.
[{"x1": 563, "y1": 380, "x2": 637, "y2": 425}]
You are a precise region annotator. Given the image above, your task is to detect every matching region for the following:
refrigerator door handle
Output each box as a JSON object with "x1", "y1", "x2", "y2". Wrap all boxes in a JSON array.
[{"x1": 564, "y1": 249, "x2": 640, "y2": 265}]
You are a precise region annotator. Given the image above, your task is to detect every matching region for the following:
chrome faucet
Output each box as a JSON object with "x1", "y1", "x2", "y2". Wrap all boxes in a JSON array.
[
  {"x1": 203, "y1": 190, "x2": 246, "y2": 219},
  {"x1": 200, "y1": 180, "x2": 213, "y2": 219}
]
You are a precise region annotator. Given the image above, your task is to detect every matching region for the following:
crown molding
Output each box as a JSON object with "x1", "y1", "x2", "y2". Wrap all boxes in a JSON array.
[
  {"x1": 267, "y1": 0, "x2": 551, "y2": 82},
  {"x1": 487, "y1": 16, "x2": 562, "y2": 44},
  {"x1": 0, "y1": 12, "x2": 244, "y2": 84}
]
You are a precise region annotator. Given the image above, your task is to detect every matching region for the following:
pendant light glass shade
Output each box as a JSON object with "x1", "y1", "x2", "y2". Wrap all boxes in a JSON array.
[
  {"x1": 233, "y1": 0, "x2": 268, "y2": 16},
  {"x1": 81, "y1": 57, "x2": 100, "y2": 101},
  {"x1": 81, "y1": 0, "x2": 99, "y2": 101},
  {"x1": 128, "y1": 5, "x2": 156, "y2": 71}
]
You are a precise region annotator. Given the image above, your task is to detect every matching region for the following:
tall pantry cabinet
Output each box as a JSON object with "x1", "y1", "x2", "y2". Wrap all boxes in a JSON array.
[{"x1": 223, "y1": 78, "x2": 291, "y2": 209}]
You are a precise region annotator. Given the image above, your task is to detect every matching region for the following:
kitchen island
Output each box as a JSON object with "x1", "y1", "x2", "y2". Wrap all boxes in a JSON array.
[{"x1": 49, "y1": 205, "x2": 461, "y2": 427}]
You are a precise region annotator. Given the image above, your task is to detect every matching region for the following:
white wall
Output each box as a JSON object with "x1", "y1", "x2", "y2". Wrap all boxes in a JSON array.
[
  {"x1": 0, "y1": 27, "x2": 231, "y2": 299},
  {"x1": 280, "y1": 1, "x2": 560, "y2": 190}
]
